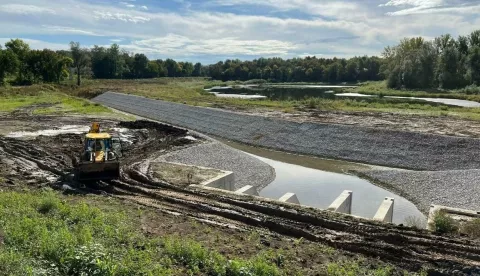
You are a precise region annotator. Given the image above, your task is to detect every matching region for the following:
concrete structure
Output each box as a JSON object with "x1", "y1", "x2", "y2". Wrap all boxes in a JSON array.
[
  {"x1": 235, "y1": 185, "x2": 259, "y2": 196},
  {"x1": 328, "y1": 190, "x2": 352, "y2": 214},
  {"x1": 200, "y1": 171, "x2": 234, "y2": 191},
  {"x1": 279, "y1": 193, "x2": 300, "y2": 204},
  {"x1": 373, "y1": 197, "x2": 395, "y2": 223},
  {"x1": 427, "y1": 205, "x2": 480, "y2": 229}
]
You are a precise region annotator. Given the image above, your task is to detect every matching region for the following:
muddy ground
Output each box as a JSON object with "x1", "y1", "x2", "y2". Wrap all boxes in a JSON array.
[{"x1": 1, "y1": 115, "x2": 480, "y2": 275}]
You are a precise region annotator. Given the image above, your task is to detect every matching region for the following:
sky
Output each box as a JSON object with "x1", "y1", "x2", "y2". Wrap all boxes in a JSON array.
[{"x1": 0, "y1": 0, "x2": 479, "y2": 64}]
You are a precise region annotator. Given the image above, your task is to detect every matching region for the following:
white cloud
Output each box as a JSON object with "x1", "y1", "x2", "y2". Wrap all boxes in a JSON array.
[
  {"x1": 0, "y1": 4, "x2": 55, "y2": 15},
  {"x1": 123, "y1": 34, "x2": 297, "y2": 56},
  {"x1": 42, "y1": 25, "x2": 103, "y2": 36},
  {"x1": 0, "y1": 0, "x2": 478, "y2": 62},
  {"x1": 93, "y1": 11, "x2": 150, "y2": 23}
]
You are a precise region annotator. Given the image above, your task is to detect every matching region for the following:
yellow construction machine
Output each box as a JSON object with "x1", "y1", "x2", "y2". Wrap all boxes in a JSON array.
[{"x1": 74, "y1": 123, "x2": 122, "y2": 181}]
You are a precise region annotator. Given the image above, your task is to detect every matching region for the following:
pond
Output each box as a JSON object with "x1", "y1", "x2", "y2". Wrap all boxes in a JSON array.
[
  {"x1": 207, "y1": 85, "x2": 480, "y2": 108},
  {"x1": 207, "y1": 85, "x2": 349, "y2": 100},
  {"x1": 223, "y1": 140, "x2": 427, "y2": 226}
]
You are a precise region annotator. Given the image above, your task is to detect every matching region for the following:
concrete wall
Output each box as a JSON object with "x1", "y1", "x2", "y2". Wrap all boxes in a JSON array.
[
  {"x1": 201, "y1": 171, "x2": 234, "y2": 191},
  {"x1": 373, "y1": 197, "x2": 395, "y2": 223},
  {"x1": 328, "y1": 190, "x2": 352, "y2": 214},
  {"x1": 279, "y1": 193, "x2": 300, "y2": 204},
  {"x1": 427, "y1": 204, "x2": 480, "y2": 229},
  {"x1": 235, "y1": 185, "x2": 259, "y2": 196}
]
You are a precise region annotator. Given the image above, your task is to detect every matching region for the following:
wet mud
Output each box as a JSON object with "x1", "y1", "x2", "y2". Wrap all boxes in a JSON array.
[{"x1": 1, "y1": 115, "x2": 480, "y2": 275}]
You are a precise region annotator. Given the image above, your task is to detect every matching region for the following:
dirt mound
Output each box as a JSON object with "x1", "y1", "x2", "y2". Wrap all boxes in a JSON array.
[{"x1": 118, "y1": 120, "x2": 188, "y2": 136}]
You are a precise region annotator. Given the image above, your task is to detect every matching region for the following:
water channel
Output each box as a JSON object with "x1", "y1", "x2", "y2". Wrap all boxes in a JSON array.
[
  {"x1": 222, "y1": 140, "x2": 427, "y2": 226},
  {"x1": 207, "y1": 85, "x2": 480, "y2": 108}
]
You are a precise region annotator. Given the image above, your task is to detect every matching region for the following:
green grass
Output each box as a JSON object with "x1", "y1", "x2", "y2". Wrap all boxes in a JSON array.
[
  {"x1": 6, "y1": 78, "x2": 480, "y2": 120},
  {"x1": 0, "y1": 190, "x2": 286, "y2": 275},
  {"x1": 0, "y1": 190, "x2": 417, "y2": 275},
  {"x1": 353, "y1": 81, "x2": 480, "y2": 102},
  {"x1": 55, "y1": 78, "x2": 480, "y2": 120},
  {"x1": 0, "y1": 84, "x2": 111, "y2": 114}
]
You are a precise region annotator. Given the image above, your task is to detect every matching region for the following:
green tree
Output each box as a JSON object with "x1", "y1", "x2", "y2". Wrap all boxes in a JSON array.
[
  {"x1": 133, "y1": 53, "x2": 149, "y2": 78},
  {"x1": 192, "y1": 62, "x2": 202, "y2": 76},
  {"x1": 5, "y1": 39, "x2": 30, "y2": 83},
  {"x1": 0, "y1": 48, "x2": 19, "y2": 84},
  {"x1": 466, "y1": 46, "x2": 480, "y2": 85},
  {"x1": 70, "y1": 42, "x2": 90, "y2": 86}
]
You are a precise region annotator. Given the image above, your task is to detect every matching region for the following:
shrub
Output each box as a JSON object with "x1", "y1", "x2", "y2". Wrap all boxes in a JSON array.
[
  {"x1": 460, "y1": 84, "x2": 480, "y2": 95},
  {"x1": 37, "y1": 192, "x2": 61, "y2": 214},
  {"x1": 429, "y1": 211, "x2": 459, "y2": 234}
]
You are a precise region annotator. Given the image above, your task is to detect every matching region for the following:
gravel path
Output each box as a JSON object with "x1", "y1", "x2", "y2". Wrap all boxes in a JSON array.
[
  {"x1": 94, "y1": 92, "x2": 480, "y2": 171},
  {"x1": 362, "y1": 170, "x2": 480, "y2": 212},
  {"x1": 156, "y1": 141, "x2": 275, "y2": 190}
]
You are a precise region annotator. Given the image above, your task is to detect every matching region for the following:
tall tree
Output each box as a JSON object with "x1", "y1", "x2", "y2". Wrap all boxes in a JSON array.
[
  {"x1": 70, "y1": 42, "x2": 90, "y2": 86},
  {"x1": 5, "y1": 39, "x2": 30, "y2": 83},
  {"x1": 0, "y1": 48, "x2": 19, "y2": 84}
]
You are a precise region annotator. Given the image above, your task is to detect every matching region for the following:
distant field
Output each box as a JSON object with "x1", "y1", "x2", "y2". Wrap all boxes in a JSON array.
[{"x1": 3, "y1": 78, "x2": 480, "y2": 120}]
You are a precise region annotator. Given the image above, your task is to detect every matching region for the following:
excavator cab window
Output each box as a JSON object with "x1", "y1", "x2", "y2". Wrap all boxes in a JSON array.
[{"x1": 85, "y1": 139, "x2": 108, "y2": 152}]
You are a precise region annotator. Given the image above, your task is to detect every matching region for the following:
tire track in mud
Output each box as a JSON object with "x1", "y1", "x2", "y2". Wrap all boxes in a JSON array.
[
  {"x1": 113, "y1": 168, "x2": 480, "y2": 273},
  {"x1": 1, "y1": 118, "x2": 480, "y2": 274}
]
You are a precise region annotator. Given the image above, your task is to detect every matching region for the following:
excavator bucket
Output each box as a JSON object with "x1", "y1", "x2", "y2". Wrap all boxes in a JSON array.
[{"x1": 75, "y1": 161, "x2": 120, "y2": 181}]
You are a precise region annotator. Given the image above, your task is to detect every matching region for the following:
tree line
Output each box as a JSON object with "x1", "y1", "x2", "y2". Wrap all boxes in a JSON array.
[
  {"x1": 383, "y1": 30, "x2": 480, "y2": 89},
  {"x1": 0, "y1": 29, "x2": 479, "y2": 90}
]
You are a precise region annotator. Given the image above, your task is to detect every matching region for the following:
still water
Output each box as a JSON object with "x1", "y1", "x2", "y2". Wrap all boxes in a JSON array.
[
  {"x1": 209, "y1": 85, "x2": 344, "y2": 100},
  {"x1": 208, "y1": 85, "x2": 480, "y2": 108},
  {"x1": 223, "y1": 140, "x2": 426, "y2": 226}
]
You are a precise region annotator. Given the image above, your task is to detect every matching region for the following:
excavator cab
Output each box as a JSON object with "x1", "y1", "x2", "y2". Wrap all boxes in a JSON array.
[{"x1": 74, "y1": 123, "x2": 121, "y2": 181}]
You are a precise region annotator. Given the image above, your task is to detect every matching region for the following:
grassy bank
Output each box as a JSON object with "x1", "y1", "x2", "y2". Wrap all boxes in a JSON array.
[
  {"x1": 4, "y1": 78, "x2": 480, "y2": 120},
  {"x1": 0, "y1": 190, "x2": 406, "y2": 275},
  {"x1": 0, "y1": 84, "x2": 111, "y2": 115},
  {"x1": 60, "y1": 78, "x2": 480, "y2": 120},
  {"x1": 353, "y1": 81, "x2": 480, "y2": 102}
]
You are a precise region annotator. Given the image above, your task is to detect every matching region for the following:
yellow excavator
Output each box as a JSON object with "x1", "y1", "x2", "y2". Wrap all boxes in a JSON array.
[{"x1": 74, "y1": 123, "x2": 122, "y2": 181}]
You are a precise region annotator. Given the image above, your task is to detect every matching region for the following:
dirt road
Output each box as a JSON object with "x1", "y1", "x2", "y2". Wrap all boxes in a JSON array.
[{"x1": 1, "y1": 115, "x2": 480, "y2": 275}]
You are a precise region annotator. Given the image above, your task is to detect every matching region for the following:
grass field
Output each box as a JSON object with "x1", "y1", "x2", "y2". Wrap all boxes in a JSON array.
[
  {"x1": 0, "y1": 84, "x2": 111, "y2": 115},
  {"x1": 3, "y1": 78, "x2": 480, "y2": 120},
  {"x1": 353, "y1": 81, "x2": 480, "y2": 101},
  {"x1": 58, "y1": 78, "x2": 480, "y2": 120},
  {"x1": 0, "y1": 190, "x2": 406, "y2": 275}
]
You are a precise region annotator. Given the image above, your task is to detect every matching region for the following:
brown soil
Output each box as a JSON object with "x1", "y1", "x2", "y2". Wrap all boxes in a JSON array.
[
  {"x1": 1, "y1": 114, "x2": 480, "y2": 275},
  {"x1": 246, "y1": 109, "x2": 480, "y2": 138}
]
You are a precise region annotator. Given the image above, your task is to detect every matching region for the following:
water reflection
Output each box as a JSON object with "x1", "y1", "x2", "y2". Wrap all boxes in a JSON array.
[{"x1": 222, "y1": 140, "x2": 426, "y2": 226}]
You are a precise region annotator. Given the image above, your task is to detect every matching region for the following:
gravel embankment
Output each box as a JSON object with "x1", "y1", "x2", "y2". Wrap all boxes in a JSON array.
[
  {"x1": 362, "y1": 169, "x2": 480, "y2": 212},
  {"x1": 156, "y1": 141, "x2": 275, "y2": 190},
  {"x1": 94, "y1": 92, "x2": 480, "y2": 171}
]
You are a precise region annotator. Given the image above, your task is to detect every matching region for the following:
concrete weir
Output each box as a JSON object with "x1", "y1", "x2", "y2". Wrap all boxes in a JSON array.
[
  {"x1": 328, "y1": 190, "x2": 352, "y2": 214},
  {"x1": 279, "y1": 193, "x2": 300, "y2": 204},
  {"x1": 374, "y1": 197, "x2": 395, "y2": 223},
  {"x1": 200, "y1": 171, "x2": 234, "y2": 190},
  {"x1": 235, "y1": 185, "x2": 259, "y2": 196}
]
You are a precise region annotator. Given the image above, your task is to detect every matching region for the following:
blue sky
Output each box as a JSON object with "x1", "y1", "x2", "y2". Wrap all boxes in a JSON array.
[{"x1": 0, "y1": 0, "x2": 479, "y2": 64}]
